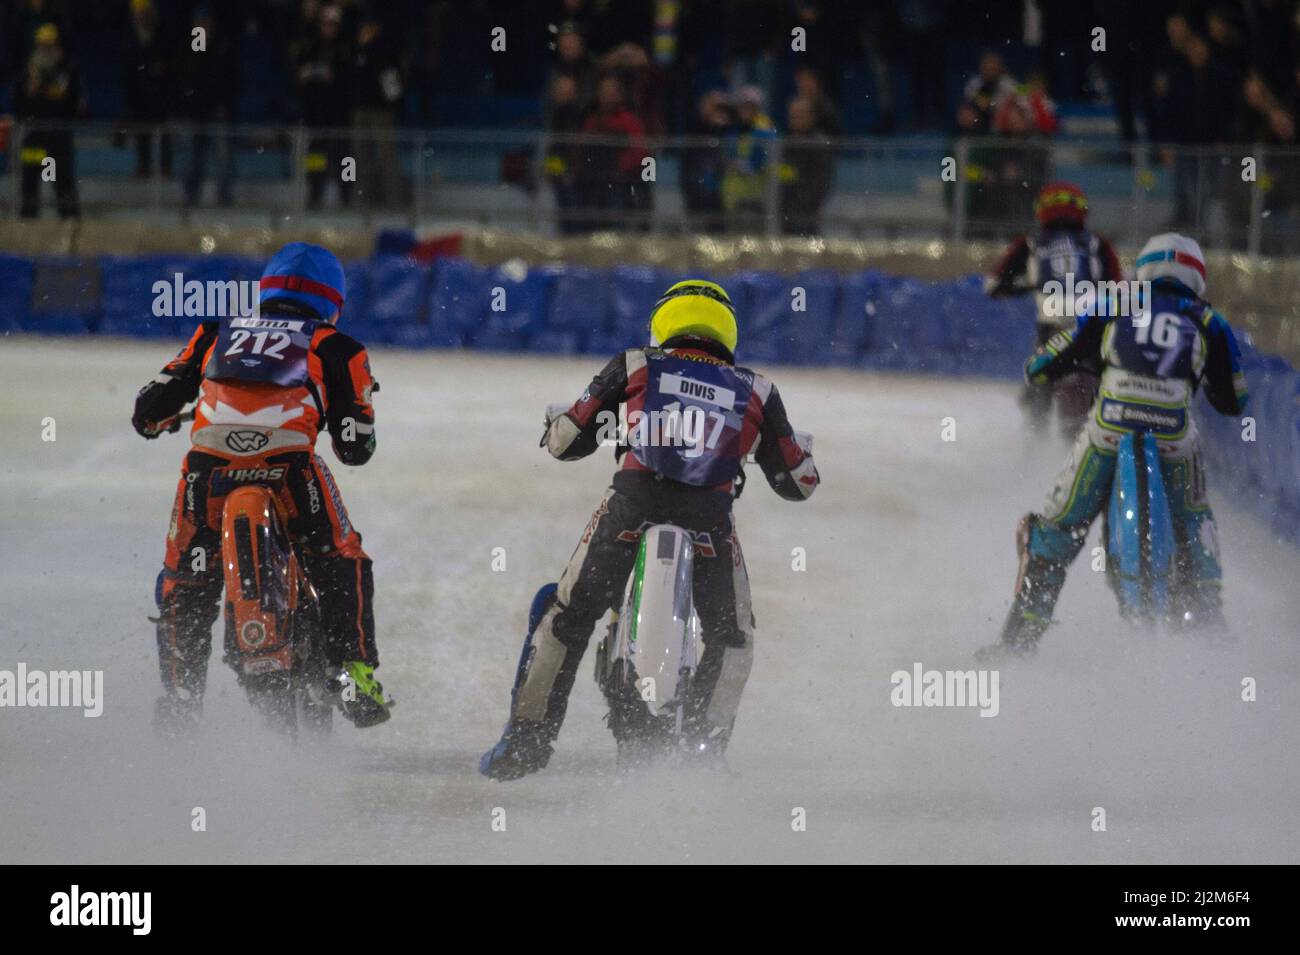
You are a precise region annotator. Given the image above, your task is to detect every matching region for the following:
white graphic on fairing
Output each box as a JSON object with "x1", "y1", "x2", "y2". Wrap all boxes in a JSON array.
[{"x1": 198, "y1": 398, "x2": 307, "y2": 428}]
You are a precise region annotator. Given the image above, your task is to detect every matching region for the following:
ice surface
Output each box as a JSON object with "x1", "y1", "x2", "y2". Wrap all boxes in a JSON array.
[{"x1": 1, "y1": 337, "x2": 1297, "y2": 864}]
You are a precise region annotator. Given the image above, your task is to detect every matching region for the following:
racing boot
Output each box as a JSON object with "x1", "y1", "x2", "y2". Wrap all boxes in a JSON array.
[
  {"x1": 327, "y1": 660, "x2": 392, "y2": 727},
  {"x1": 480, "y1": 717, "x2": 556, "y2": 781},
  {"x1": 977, "y1": 515, "x2": 1073, "y2": 662},
  {"x1": 153, "y1": 689, "x2": 202, "y2": 739}
]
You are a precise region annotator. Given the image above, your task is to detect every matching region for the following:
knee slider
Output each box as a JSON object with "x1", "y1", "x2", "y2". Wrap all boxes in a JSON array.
[{"x1": 548, "y1": 604, "x2": 594, "y2": 651}]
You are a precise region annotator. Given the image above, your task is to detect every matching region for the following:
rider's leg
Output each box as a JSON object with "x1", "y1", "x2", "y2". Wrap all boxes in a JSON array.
[
  {"x1": 686, "y1": 511, "x2": 754, "y2": 756},
  {"x1": 286, "y1": 454, "x2": 384, "y2": 725},
  {"x1": 1053, "y1": 371, "x2": 1098, "y2": 439},
  {"x1": 155, "y1": 454, "x2": 223, "y2": 729},
  {"x1": 996, "y1": 428, "x2": 1115, "y2": 652},
  {"x1": 1019, "y1": 322, "x2": 1057, "y2": 432},
  {"x1": 486, "y1": 486, "x2": 641, "y2": 777},
  {"x1": 1161, "y1": 446, "x2": 1226, "y2": 628}
]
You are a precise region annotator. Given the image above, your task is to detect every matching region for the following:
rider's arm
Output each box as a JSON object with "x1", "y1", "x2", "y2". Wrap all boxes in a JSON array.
[
  {"x1": 1198, "y1": 308, "x2": 1249, "y2": 415},
  {"x1": 315, "y1": 328, "x2": 377, "y2": 465},
  {"x1": 131, "y1": 320, "x2": 218, "y2": 438},
  {"x1": 752, "y1": 380, "x2": 819, "y2": 501},
  {"x1": 1024, "y1": 312, "x2": 1106, "y2": 384},
  {"x1": 545, "y1": 351, "x2": 630, "y2": 461},
  {"x1": 983, "y1": 235, "x2": 1031, "y2": 297}
]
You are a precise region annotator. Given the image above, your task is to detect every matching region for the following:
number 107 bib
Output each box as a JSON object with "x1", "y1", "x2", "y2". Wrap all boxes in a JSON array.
[{"x1": 629, "y1": 357, "x2": 753, "y2": 487}]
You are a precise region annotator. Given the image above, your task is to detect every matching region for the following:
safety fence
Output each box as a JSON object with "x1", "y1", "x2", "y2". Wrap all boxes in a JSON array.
[
  {"x1": 6, "y1": 123, "x2": 1300, "y2": 254},
  {"x1": 0, "y1": 250, "x2": 1294, "y2": 545}
]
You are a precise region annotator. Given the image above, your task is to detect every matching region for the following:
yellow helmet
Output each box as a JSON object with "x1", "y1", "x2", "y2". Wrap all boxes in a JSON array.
[{"x1": 649, "y1": 280, "x2": 737, "y2": 354}]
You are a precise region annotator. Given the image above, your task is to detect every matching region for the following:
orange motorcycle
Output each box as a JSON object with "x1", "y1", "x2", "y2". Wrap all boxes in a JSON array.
[{"x1": 154, "y1": 409, "x2": 334, "y2": 737}]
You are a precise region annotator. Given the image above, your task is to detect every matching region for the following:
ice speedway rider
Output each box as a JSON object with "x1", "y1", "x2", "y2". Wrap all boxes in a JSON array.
[
  {"x1": 132, "y1": 242, "x2": 391, "y2": 730},
  {"x1": 980, "y1": 233, "x2": 1249, "y2": 660},
  {"x1": 984, "y1": 181, "x2": 1123, "y2": 434},
  {"x1": 481, "y1": 280, "x2": 820, "y2": 780}
]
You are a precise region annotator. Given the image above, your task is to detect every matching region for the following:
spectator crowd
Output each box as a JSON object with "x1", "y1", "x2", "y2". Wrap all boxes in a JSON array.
[{"x1": 2, "y1": 1, "x2": 1300, "y2": 236}]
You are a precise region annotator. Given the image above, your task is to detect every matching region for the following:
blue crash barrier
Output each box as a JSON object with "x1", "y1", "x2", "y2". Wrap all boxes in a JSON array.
[
  {"x1": 0, "y1": 254, "x2": 34, "y2": 333},
  {"x1": 1196, "y1": 346, "x2": 1300, "y2": 546},
  {"x1": 612, "y1": 264, "x2": 667, "y2": 340},
  {"x1": 3, "y1": 253, "x2": 1296, "y2": 545},
  {"x1": 24, "y1": 258, "x2": 103, "y2": 334}
]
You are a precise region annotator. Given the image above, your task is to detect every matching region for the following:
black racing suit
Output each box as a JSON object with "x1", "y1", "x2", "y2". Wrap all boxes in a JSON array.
[{"x1": 504, "y1": 335, "x2": 819, "y2": 761}]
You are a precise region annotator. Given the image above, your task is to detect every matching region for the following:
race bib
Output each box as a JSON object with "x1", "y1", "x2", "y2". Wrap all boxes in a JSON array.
[
  {"x1": 205, "y1": 316, "x2": 316, "y2": 387},
  {"x1": 629, "y1": 356, "x2": 753, "y2": 487}
]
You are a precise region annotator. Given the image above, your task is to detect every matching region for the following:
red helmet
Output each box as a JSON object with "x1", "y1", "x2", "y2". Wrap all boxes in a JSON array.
[{"x1": 1034, "y1": 182, "x2": 1088, "y2": 227}]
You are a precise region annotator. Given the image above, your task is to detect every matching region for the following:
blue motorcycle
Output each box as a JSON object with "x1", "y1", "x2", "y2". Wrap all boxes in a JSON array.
[{"x1": 1104, "y1": 430, "x2": 1178, "y2": 622}]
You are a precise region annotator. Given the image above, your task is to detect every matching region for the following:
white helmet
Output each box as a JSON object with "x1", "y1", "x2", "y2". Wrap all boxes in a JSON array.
[{"x1": 1135, "y1": 232, "x2": 1207, "y2": 298}]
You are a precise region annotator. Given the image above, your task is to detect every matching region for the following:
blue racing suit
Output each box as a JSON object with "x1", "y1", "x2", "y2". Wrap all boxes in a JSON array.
[{"x1": 1003, "y1": 278, "x2": 1249, "y2": 642}]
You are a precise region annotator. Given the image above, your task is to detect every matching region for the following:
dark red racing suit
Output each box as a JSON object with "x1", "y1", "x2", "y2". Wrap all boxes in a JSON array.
[
  {"x1": 133, "y1": 302, "x2": 378, "y2": 706},
  {"x1": 985, "y1": 224, "x2": 1124, "y2": 430},
  {"x1": 510, "y1": 335, "x2": 819, "y2": 749}
]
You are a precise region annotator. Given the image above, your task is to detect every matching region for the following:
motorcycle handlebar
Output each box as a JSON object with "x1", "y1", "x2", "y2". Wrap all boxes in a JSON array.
[{"x1": 147, "y1": 407, "x2": 196, "y2": 437}]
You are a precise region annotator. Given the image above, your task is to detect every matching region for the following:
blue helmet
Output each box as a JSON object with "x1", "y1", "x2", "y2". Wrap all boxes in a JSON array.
[{"x1": 258, "y1": 242, "x2": 346, "y2": 322}]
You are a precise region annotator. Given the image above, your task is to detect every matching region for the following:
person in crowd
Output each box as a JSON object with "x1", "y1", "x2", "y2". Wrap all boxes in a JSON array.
[
  {"x1": 985, "y1": 71, "x2": 1057, "y2": 223},
  {"x1": 956, "y1": 50, "x2": 1017, "y2": 135},
  {"x1": 4, "y1": 0, "x2": 72, "y2": 84},
  {"x1": 792, "y1": 64, "x2": 840, "y2": 135},
  {"x1": 779, "y1": 95, "x2": 834, "y2": 236},
  {"x1": 578, "y1": 71, "x2": 649, "y2": 231},
  {"x1": 175, "y1": 5, "x2": 238, "y2": 207},
  {"x1": 1163, "y1": 30, "x2": 1238, "y2": 229},
  {"x1": 291, "y1": 3, "x2": 352, "y2": 210},
  {"x1": 1228, "y1": 69, "x2": 1300, "y2": 247},
  {"x1": 720, "y1": 0, "x2": 782, "y2": 110},
  {"x1": 680, "y1": 88, "x2": 733, "y2": 235},
  {"x1": 1206, "y1": 4, "x2": 1249, "y2": 86},
  {"x1": 13, "y1": 21, "x2": 82, "y2": 219},
  {"x1": 600, "y1": 39, "x2": 663, "y2": 135},
  {"x1": 551, "y1": 20, "x2": 595, "y2": 109},
  {"x1": 723, "y1": 84, "x2": 776, "y2": 233},
  {"x1": 992, "y1": 72, "x2": 1059, "y2": 137},
  {"x1": 120, "y1": 0, "x2": 173, "y2": 179},
  {"x1": 349, "y1": 8, "x2": 407, "y2": 209},
  {"x1": 545, "y1": 73, "x2": 587, "y2": 235}
]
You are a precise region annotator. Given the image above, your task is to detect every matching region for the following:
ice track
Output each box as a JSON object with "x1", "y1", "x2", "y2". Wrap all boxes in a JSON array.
[{"x1": 2, "y1": 338, "x2": 1298, "y2": 864}]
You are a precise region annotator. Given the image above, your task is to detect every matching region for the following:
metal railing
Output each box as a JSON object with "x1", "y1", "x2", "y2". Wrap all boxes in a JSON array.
[{"x1": 3, "y1": 121, "x2": 1299, "y2": 255}]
